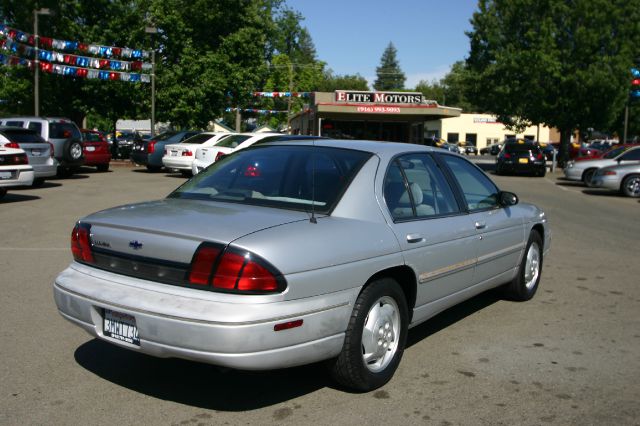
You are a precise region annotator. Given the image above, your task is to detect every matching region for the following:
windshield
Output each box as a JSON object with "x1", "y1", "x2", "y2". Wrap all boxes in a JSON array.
[
  {"x1": 169, "y1": 145, "x2": 372, "y2": 214},
  {"x1": 215, "y1": 134, "x2": 252, "y2": 148},
  {"x1": 180, "y1": 133, "x2": 221, "y2": 145}
]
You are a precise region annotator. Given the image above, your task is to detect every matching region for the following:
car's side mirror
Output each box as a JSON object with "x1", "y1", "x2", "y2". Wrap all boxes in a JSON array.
[{"x1": 498, "y1": 191, "x2": 518, "y2": 207}]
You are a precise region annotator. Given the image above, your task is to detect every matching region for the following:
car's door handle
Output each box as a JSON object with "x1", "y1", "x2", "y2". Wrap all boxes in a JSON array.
[
  {"x1": 475, "y1": 221, "x2": 487, "y2": 230},
  {"x1": 406, "y1": 233, "x2": 424, "y2": 243}
]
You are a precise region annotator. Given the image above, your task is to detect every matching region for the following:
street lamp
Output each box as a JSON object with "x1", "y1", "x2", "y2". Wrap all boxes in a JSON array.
[
  {"x1": 145, "y1": 26, "x2": 157, "y2": 137},
  {"x1": 33, "y1": 7, "x2": 52, "y2": 116}
]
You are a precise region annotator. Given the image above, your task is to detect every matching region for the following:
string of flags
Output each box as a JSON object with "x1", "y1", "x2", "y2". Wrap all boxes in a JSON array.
[
  {"x1": 0, "y1": 24, "x2": 150, "y2": 59},
  {"x1": 0, "y1": 24, "x2": 150, "y2": 83},
  {"x1": 225, "y1": 107, "x2": 288, "y2": 114},
  {"x1": 251, "y1": 91, "x2": 310, "y2": 98}
]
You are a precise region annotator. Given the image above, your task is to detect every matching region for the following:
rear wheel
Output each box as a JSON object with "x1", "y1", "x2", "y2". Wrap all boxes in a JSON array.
[
  {"x1": 56, "y1": 166, "x2": 73, "y2": 177},
  {"x1": 621, "y1": 174, "x2": 640, "y2": 198},
  {"x1": 504, "y1": 231, "x2": 543, "y2": 301},
  {"x1": 328, "y1": 277, "x2": 408, "y2": 392},
  {"x1": 0, "y1": 188, "x2": 6, "y2": 199},
  {"x1": 62, "y1": 140, "x2": 83, "y2": 162},
  {"x1": 582, "y1": 168, "x2": 597, "y2": 187}
]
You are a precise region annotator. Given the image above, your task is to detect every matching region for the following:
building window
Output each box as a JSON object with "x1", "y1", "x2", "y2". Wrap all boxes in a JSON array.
[
  {"x1": 465, "y1": 133, "x2": 477, "y2": 146},
  {"x1": 486, "y1": 138, "x2": 499, "y2": 146},
  {"x1": 447, "y1": 133, "x2": 459, "y2": 143}
]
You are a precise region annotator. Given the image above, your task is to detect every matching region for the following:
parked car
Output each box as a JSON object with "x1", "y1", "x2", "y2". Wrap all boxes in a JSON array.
[
  {"x1": 590, "y1": 162, "x2": 640, "y2": 197},
  {"x1": 0, "y1": 116, "x2": 84, "y2": 176},
  {"x1": 80, "y1": 129, "x2": 111, "y2": 172},
  {"x1": 465, "y1": 144, "x2": 478, "y2": 155},
  {"x1": 0, "y1": 126, "x2": 56, "y2": 186},
  {"x1": 162, "y1": 132, "x2": 234, "y2": 175},
  {"x1": 564, "y1": 145, "x2": 640, "y2": 185},
  {"x1": 130, "y1": 130, "x2": 201, "y2": 171},
  {"x1": 0, "y1": 147, "x2": 34, "y2": 198},
  {"x1": 480, "y1": 143, "x2": 503, "y2": 155},
  {"x1": 53, "y1": 139, "x2": 550, "y2": 391},
  {"x1": 495, "y1": 141, "x2": 547, "y2": 176},
  {"x1": 190, "y1": 133, "x2": 283, "y2": 175},
  {"x1": 111, "y1": 131, "x2": 140, "y2": 160},
  {"x1": 539, "y1": 143, "x2": 557, "y2": 162}
]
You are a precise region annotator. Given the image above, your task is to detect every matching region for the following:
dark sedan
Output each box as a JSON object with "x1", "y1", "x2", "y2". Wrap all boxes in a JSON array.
[
  {"x1": 496, "y1": 142, "x2": 547, "y2": 177},
  {"x1": 130, "y1": 130, "x2": 201, "y2": 171}
]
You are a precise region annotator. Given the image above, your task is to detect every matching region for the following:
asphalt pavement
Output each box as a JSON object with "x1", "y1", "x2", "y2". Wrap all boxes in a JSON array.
[{"x1": 1, "y1": 160, "x2": 638, "y2": 425}]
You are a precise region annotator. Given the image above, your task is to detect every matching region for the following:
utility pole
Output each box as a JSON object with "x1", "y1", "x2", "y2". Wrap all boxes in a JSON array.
[
  {"x1": 33, "y1": 8, "x2": 51, "y2": 116},
  {"x1": 145, "y1": 26, "x2": 157, "y2": 137},
  {"x1": 287, "y1": 62, "x2": 293, "y2": 133}
]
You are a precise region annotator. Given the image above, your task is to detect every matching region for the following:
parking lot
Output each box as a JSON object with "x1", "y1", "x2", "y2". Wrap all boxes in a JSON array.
[{"x1": 1, "y1": 159, "x2": 639, "y2": 425}]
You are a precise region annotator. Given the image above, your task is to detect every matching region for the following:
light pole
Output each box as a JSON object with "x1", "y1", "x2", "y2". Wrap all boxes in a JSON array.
[
  {"x1": 145, "y1": 26, "x2": 157, "y2": 137},
  {"x1": 33, "y1": 7, "x2": 51, "y2": 116}
]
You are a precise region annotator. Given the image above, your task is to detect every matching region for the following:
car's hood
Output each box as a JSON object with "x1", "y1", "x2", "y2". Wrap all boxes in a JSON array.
[{"x1": 82, "y1": 198, "x2": 309, "y2": 264}]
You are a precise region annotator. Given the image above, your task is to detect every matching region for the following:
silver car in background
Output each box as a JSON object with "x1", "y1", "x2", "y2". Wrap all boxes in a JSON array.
[
  {"x1": 591, "y1": 162, "x2": 640, "y2": 197},
  {"x1": 53, "y1": 139, "x2": 550, "y2": 391}
]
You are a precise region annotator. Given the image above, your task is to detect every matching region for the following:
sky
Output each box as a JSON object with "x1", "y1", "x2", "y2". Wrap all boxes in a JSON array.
[{"x1": 286, "y1": 0, "x2": 479, "y2": 89}]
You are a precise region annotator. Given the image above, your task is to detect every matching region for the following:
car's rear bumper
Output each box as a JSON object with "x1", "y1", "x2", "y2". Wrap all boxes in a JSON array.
[
  {"x1": 191, "y1": 159, "x2": 211, "y2": 175},
  {"x1": 0, "y1": 167, "x2": 34, "y2": 187},
  {"x1": 53, "y1": 264, "x2": 354, "y2": 370},
  {"x1": 83, "y1": 153, "x2": 111, "y2": 166},
  {"x1": 162, "y1": 156, "x2": 193, "y2": 170},
  {"x1": 31, "y1": 161, "x2": 57, "y2": 178},
  {"x1": 498, "y1": 161, "x2": 546, "y2": 174},
  {"x1": 129, "y1": 151, "x2": 148, "y2": 165}
]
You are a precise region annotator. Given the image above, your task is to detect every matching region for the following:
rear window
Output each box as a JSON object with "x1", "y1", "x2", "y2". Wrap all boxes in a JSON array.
[
  {"x1": 4, "y1": 121, "x2": 25, "y2": 128},
  {"x1": 170, "y1": 145, "x2": 372, "y2": 214},
  {"x1": 153, "y1": 131, "x2": 178, "y2": 141},
  {"x1": 49, "y1": 122, "x2": 81, "y2": 139},
  {"x1": 504, "y1": 144, "x2": 540, "y2": 153},
  {"x1": 28, "y1": 122, "x2": 42, "y2": 133},
  {"x1": 0, "y1": 129, "x2": 46, "y2": 143},
  {"x1": 216, "y1": 134, "x2": 252, "y2": 148},
  {"x1": 180, "y1": 133, "x2": 219, "y2": 145},
  {"x1": 82, "y1": 132, "x2": 103, "y2": 142}
]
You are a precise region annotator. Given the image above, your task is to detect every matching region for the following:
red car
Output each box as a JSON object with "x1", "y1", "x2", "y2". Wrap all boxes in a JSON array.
[
  {"x1": 574, "y1": 143, "x2": 639, "y2": 162},
  {"x1": 80, "y1": 130, "x2": 111, "y2": 171}
]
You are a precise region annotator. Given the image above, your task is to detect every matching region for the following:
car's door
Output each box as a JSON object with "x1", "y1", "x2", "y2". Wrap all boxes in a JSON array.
[
  {"x1": 438, "y1": 154, "x2": 525, "y2": 287},
  {"x1": 383, "y1": 153, "x2": 478, "y2": 312}
]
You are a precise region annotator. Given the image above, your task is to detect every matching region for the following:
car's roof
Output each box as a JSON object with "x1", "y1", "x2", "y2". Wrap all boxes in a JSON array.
[
  {"x1": 0, "y1": 126, "x2": 37, "y2": 133},
  {"x1": 262, "y1": 138, "x2": 441, "y2": 157}
]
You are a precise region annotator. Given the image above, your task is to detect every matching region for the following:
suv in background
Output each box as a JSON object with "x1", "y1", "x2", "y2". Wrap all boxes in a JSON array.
[
  {"x1": 0, "y1": 126, "x2": 57, "y2": 186},
  {"x1": 0, "y1": 117, "x2": 84, "y2": 176}
]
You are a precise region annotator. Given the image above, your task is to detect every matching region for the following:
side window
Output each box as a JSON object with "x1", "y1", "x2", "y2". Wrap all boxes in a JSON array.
[
  {"x1": 27, "y1": 122, "x2": 42, "y2": 134},
  {"x1": 384, "y1": 153, "x2": 460, "y2": 221},
  {"x1": 5, "y1": 121, "x2": 25, "y2": 128},
  {"x1": 620, "y1": 149, "x2": 640, "y2": 161},
  {"x1": 440, "y1": 154, "x2": 499, "y2": 211}
]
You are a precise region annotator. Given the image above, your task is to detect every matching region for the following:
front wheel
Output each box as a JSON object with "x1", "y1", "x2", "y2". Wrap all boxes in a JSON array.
[
  {"x1": 582, "y1": 168, "x2": 596, "y2": 187},
  {"x1": 328, "y1": 277, "x2": 408, "y2": 392},
  {"x1": 504, "y1": 231, "x2": 543, "y2": 301},
  {"x1": 621, "y1": 174, "x2": 640, "y2": 198}
]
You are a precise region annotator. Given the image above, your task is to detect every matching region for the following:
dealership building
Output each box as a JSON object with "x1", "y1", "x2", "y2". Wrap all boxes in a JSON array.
[
  {"x1": 290, "y1": 91, "x2": 558, "y2": 148},
  {"x1": 290, "y1": 91, "x2": 461, "y2": 143}
]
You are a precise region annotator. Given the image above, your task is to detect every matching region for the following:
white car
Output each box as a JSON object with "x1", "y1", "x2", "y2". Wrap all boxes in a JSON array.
[
  {"x1": 191, "y1": 133, "x2": 281, "y2": 175},
  {"x1": 0, "y1": 126, "x2": 57, "y2": 186},
  {"x1": 0, "y1": 147, "x2": 35, "y2": 199},
  {"x1": 162, "y1": 132, "x2": 234, "y2": 174},
  {"x1": 564, "y1": 145, "x2": 640, "y2": 185}
]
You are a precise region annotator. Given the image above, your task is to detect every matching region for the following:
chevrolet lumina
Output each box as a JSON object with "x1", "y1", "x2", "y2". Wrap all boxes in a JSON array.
[{"x1": 53, "y1": 139, "x2": 551, "y2": 391}]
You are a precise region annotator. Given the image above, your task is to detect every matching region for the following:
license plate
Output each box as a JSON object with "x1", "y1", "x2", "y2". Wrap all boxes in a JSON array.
[
  {"x1": 86, "y1": 146, "x2": 96, "y2": 152},
  {"x1": 0, "y1": 171, "x2": 12, "y2": 180},
  {"x1": 104, "y1": 309, "x2": 140, "y2": 346},
  {"x1": 518, "y1": 158, "x2": 529, "y2": 164},
  {"x1": 171, "y1": 151, "x2": 178, "y2": 156}
]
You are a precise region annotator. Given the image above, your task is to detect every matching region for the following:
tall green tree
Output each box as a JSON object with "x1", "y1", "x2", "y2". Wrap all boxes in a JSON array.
[
  {"x1": 318, "y1": 72, "x2": 369, "y2": 91},
  {"x1": 374, "y1": 42, "x2": 405, "y2": 91},
  {"x1": 466, "y1": 0, "x2": 640, "y2": 164}
]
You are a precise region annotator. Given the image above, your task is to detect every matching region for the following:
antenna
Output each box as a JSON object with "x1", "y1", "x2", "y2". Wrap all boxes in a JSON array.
[{"x1": 310, "y1": 138, "x2": 317, "y2": 224}]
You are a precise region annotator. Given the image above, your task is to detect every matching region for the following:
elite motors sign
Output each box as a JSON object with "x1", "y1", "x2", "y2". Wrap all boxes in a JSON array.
[{"x1": 335, "y1": 91, "x2": 423, "y2": 105}]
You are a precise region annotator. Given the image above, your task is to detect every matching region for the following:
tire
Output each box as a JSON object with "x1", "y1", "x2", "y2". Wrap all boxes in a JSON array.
[
  {"x1": 328, "y1": 277, "x2": 409, "y2": 392},
  {"x1": 0, "y1": 188, "x2": 6, "y2": 199},
  {"x1": 32, "y1": 177, "x2": 45, "y2": 187},
  {"x1": 621, "y1": 174, "x2": 640, "y2": 198},
  {"x1": 62, "y1": 139, "x2": 83, "y2": 162},
  {"x1": 504, "y1": 231, "x2": 543, "y2": 301},
  {"x1": 56, "y1": 166, "x2": 73, "y2": 177},
  {"x1": 180, "y1": 170, "x2": 192, "y2": 177},
  {"x1": 96, "y1": 164, "x2": 109, "y2": 172},
  {"x1": 582, "y1": 168, "x2": 597, "y2": 187},
  {"x1": 536, "y1": 168, "x2": 546, "y2": 177},
  {"x1": 146, "y1": 165, "x2": 161, "y2": 172}
]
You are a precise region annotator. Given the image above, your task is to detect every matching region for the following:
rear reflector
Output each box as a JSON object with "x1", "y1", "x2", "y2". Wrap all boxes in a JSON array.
[{"x1": 274, "y1": 319, "x2": 303, "y2": 331}]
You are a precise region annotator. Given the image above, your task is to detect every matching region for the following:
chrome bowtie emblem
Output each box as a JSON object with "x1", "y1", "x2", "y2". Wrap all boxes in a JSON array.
[{"x1": 129, "y1": 240, "x2": 143, "y2": 250}]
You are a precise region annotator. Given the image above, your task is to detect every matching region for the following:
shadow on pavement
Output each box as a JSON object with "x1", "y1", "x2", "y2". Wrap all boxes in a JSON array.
[
  {"x1": 582, "y1": 189, "x2": 623, "y2": 197},
  {"x1": 0, "y1": 193, "x2": 41, "y2": 203},
  {"x1": 48, "y1": 174, "x2": 90, "y2": 181},
  {"x1": 74, "y1": 339, "x2": 331, "y2": 410}
]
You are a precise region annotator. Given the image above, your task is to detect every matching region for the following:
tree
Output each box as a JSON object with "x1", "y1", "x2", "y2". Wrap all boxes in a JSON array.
[
  {"x1": 466, "y1": 0, "x2": 640, "y2": 165},
  {"x1": 374, "y1": 42, "x2": 405, "y2": 91},
  {"x1": 318, "y1": 72, "x2": 369, "y2": 92}
]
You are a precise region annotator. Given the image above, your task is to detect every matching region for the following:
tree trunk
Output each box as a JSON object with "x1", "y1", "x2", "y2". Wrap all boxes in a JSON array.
[{"x1": 558, "y1": 128, "x2": 573, "y2": 168}]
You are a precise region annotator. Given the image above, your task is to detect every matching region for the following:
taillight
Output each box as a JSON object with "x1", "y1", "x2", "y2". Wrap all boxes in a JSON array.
[
  {"x1": 504, "y1": 153, "x2": 511, "y2": 159},
  {"x1": 215, "y1": 151, "x2": 226, "y2": 162},
  {"x1": 188, "y1": 244, "x2": 284, "y2": 294},
  {"x1": 6, "y1": 153, "x2": 29, "y2": 164},
  {"x1": 70, "y1": 223, "x2": 94, "y2": 263},
  {"x1": 536, "y1": 153, "x2": 544, "y2": 160},
  {"x1": 148, "y1": 140, "x2": 157, "y2": 154},
  {"x1": 49, "y1": 142, "x2": 54, "y2": 158},
  {"x1": 5, "y1": 142, "x2": 20, "y2": 149},
  {"x1": 182, "y1": 150, "x2": 193, "y2": 156}
]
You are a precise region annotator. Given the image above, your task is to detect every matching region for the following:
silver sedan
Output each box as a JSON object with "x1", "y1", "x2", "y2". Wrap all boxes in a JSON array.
[
  {"x1": 53, "y1": 139, "x2": 551, "y2": 391},
  {"x1": 591, "y1": 162, "x2": 640, "y2": 197}
]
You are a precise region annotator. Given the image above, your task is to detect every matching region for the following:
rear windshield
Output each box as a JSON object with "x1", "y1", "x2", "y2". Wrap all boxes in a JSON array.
[
  {"x1": 49, "y1": 123, "x2": 81, "y2": 139},
  {"x1": 504, "y1": 144, "x2": 540, "y2": 153},
  {"x1": 0, "y1": 129, "x2": 45, "y2": 143},
  {"x1": 169, "y1": 145, "x2": 372, "y2": 214},
  {"x1": 180, "y1": 133, "x2": 220, "y2": 145},
  {"x1": 82, "y1": 132, "x2": 103, "y2": 142},
  {"x1": 215, "y1": 134, "x2": 252, "y2": 148}
]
